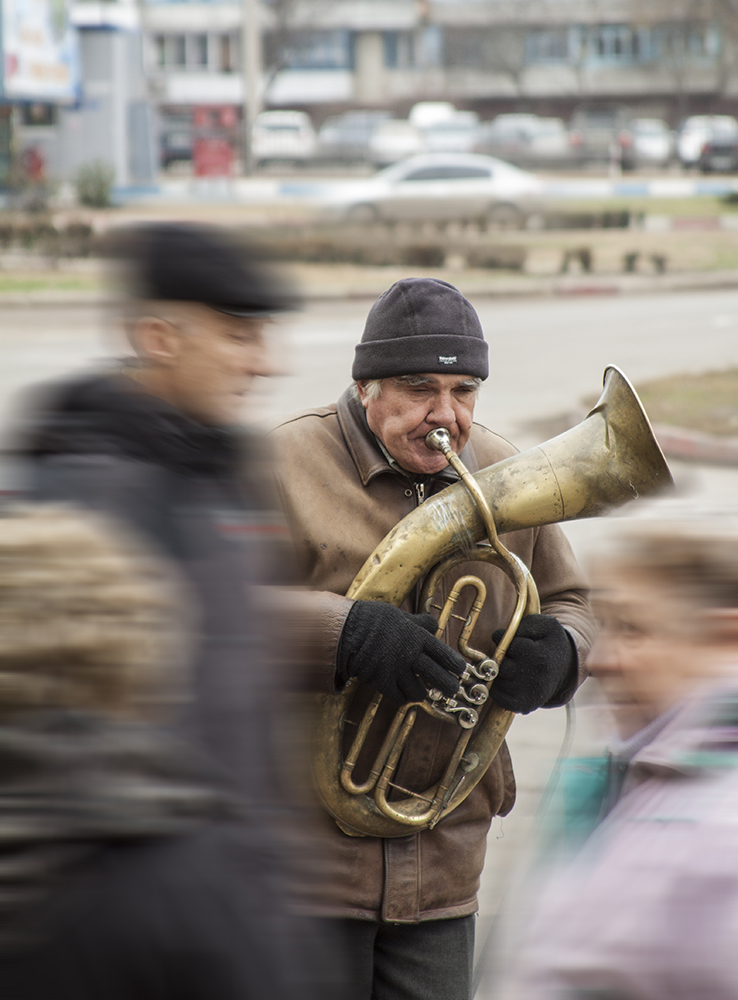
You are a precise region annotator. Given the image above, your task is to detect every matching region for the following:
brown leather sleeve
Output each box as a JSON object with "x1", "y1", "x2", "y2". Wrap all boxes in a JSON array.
[{"x1": 260, "y1": 586, "x2": 354, "y2": 694}]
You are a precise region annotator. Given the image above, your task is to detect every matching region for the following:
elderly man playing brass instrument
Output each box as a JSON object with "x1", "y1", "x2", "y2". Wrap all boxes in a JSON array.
[{"x1": 273, "y1": 277, "x2": 596, "y2": 1000}]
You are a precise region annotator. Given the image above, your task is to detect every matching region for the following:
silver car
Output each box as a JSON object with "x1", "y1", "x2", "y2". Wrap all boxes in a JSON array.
[{"x1": 322, "y1": 152, "x2": 545, "y2": 228}]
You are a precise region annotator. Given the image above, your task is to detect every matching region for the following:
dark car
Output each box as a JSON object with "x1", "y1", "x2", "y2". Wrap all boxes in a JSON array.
[
  {"x1": 698, "y1": 122, "x2": 738, "y2": 173},
  {"x1": 160, "y1": 115, "x2": 193, "y2": 169},
  {"x1": 316, "y1": 110, "x2": 392, "y2": 164},
  {"x1": 568, "y1": 105, "x2": 636, "y2": 170}
]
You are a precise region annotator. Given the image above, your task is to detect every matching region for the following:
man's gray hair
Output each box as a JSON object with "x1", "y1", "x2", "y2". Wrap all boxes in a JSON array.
[{"x1": 353, "y1": 375, "x2": 483, "y2": 401}]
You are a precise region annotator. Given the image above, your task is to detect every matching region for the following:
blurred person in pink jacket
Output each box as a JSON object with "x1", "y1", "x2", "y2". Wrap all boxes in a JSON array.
[{"x1": 505, "y1": 506, "x2": 738, "y2": 1000}]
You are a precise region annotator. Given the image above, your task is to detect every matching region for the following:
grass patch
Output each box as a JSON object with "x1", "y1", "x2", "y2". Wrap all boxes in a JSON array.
[
  {"x1": 549, "y1": 196, "x2": 734, "y2": 217},
  {"x1": 0, "y1": 274, "x2": 101, "y2": 293}
]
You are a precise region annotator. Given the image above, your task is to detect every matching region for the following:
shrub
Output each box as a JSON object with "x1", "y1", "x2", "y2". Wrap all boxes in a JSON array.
[{"x1": 75, "y1": 160, "x2": 115, "y2": 208}]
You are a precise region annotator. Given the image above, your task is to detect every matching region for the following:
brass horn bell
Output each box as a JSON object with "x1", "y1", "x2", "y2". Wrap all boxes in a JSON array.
[{"x1": 313, "y1": 366, "x2": 673, "y2": 838}]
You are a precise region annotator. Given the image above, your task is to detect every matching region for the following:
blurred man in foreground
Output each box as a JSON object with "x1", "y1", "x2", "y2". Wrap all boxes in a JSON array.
[
  {"x1": 506, "y1": 506, "x2": 738, "y2": 1000},
  {"x1": 272, "y1": 277, "x2": 595, "y2": 1000},
  {"x1": 16, "y1": 224, "x2": 345, "y2": 997},
  {"x1": 20, "y1": 222, "x2": 291, "y2": 805},
  {"x1": 0, "y1": 505, "x2": 289, "y2": 1000}
]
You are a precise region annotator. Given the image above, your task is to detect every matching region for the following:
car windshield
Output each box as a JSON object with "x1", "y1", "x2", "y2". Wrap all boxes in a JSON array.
[{"x1": 634, "y1": 120, "x2": 666, "y2": 134}]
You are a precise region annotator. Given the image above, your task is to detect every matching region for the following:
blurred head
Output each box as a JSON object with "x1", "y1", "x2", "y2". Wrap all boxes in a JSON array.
[
  {"x1": 589, "y1": 511, "x2": 738, "y2": 738},
  {"x1": 115, "y1": 223, "x2": 295, "y2": 426},
  {"x1": 352, "y1": 278, "x2": 487, "y2": 474},
  {"x1": 0, "y1": 506, "x2": 184, "y2": 721},
  {"x1": 128, "y1": 301, "x2": 274, "y2": 426}
]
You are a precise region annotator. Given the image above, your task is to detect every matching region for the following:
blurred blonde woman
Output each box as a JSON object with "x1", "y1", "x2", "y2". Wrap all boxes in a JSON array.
[
  {"x1": 506, "y1": 505, "x2": 738, "y2": 1000},
  {"x1": 0, "y1": 505, "x2": 291, "y2": 1000}
]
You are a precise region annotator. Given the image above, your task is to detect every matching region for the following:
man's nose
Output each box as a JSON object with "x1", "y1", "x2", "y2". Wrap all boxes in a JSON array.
[
  {"x1": 427, "y1": 392, "x2": 456, "y2": 427},
  {"x1": 245, "y1": 343, "x2": 283, "y2": 379}
]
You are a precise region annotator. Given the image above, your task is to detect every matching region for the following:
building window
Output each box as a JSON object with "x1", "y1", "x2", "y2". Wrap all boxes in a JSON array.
[
  {"x1": 283, "y1": 30, "x2": 353, "y2": 70},
  {"x1": 171, "y1": 35, "x2": 187, "y2": 67},
  {"x1": 653, "y1": 22, "x2": 716, "y2": 59},
  {"x1": 588, "y1": 24, "x2": 640, "y2": 61},
  {"x1": 384, "y1": 31, "x2": 415, "y2": 69},
  {"x1": 526, "y1": 28, "x2": 569, "y2": 63},
  {"x1": 219, "y1": 34, "x2": 236, "y2": 73},
  {"x1": 191, "y1": 34, "x2": 208, "y2": 67},
  {"x1": 20, "y1": 104, "x2": 58, "y2": 126},
  {"x1": 153, "y1": 33, "x2": 236, "y2": 72}
]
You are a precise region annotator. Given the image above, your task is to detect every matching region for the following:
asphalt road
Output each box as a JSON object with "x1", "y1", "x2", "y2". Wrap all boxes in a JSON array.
[
  {"x1": 3, "y1": 286, "x2": 738, "y2": 991},
  {"x1": 4, "y1": 285, "x2": 738, "y2": 441}
]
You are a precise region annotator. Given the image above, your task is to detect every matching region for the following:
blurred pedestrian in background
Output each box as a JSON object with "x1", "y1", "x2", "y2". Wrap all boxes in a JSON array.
[
  {"x1": 14, "y1": 224, "x2": 346, "y2": 997},
  {"x1": 0, "y1": 506, "x2": 291, "y2": 1000},
  {"x1": 504, "y1": 504, "x2": 738, "y2": 1000}
]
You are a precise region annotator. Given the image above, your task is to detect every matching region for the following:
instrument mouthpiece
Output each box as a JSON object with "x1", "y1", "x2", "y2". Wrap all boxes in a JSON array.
[{"x1": 425, "y1": 428, "x2": 452, "y2": 454}]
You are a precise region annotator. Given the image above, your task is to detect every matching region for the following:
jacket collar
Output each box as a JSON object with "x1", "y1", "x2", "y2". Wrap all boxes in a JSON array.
[
  {"x1": 630, "y1": 678, "x2": 738, "y2": 779},
  {"x1": 335, "y1": 386, "x2": 479, "y2": 488}
]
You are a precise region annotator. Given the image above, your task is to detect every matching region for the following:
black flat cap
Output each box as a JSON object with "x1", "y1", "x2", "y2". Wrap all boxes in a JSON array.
[{"x1": 114, "y1": 223, "x2": 294, "y2": 316}]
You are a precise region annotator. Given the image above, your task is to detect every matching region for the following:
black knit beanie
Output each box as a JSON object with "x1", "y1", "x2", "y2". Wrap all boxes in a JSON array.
[{"x1": 352, "y1": 278, "x2": 488, "y2": 380}]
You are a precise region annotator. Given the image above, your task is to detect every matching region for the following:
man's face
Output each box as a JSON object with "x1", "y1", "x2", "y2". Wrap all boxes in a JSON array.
[
  {"x1": 138, "y1": 304, "x2": 273, "y2": 426},
  {"x1": 588, "y1": 563, "x2": 710, "y2": 738},
  {"x1": 357, "y1": 374, "x2": 478, "y2": 475}
]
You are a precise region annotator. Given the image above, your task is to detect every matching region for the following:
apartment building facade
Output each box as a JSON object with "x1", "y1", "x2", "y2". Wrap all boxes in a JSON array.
[{"x1": 144, "y1": 0, "x2": 735, "y2": 128}]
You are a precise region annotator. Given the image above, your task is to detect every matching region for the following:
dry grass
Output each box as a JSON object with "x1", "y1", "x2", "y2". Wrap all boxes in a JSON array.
[
  {"x1": 582, "y1": 369, "x2": 738, "y2": 437},
  {"x1": 635, "y1": 369, "x2": 738, "y2": 437}
]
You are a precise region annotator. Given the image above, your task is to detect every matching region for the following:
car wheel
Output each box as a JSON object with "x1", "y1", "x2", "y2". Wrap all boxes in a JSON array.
[
  {"x1": 486, "y1": 203, "x2": 525, "y2": 231},
  {"x1": 347, "y1": 203, "x2": 380, "y2": 224}
]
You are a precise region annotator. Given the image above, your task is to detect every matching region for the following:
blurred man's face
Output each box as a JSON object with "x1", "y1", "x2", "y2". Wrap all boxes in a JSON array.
[
  {"x1": 588, "y1": 564, "x2": 710, "y2": 739},
  {"x1": 356, "y1": 374, "x2": 478, "y2": 475},
  {"x1": 134, "y1": 304, "x2": 272, "y2": 425}
]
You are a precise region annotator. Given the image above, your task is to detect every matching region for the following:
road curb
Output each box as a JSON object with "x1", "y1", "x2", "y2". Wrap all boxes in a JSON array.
[
  {"x1": 1, "y1": 268, "x2": 738, "y2": 307},
  {"x1": 653, "y1": 424, "x2": 738, "y2": 468}
]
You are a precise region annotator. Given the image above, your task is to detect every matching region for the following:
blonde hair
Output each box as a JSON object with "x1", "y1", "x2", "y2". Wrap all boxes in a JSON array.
[
  {"x1": 597, "y1": 503, "x2": 738, "y2": 610},
  {"x1": 0, "y1": 505, "x2": 185, "y2": 719}
]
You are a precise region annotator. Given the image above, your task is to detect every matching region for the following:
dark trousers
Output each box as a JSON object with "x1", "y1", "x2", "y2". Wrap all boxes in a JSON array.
[{"x1": 328, "y1": 915, "x2": 475, "y2": 1000}]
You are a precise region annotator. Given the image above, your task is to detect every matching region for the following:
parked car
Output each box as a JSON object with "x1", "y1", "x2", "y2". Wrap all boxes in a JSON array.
[
  {"x1": 408, "y1": 102, "x2": 459, "y2": 128},
  {"x1": 568, "y1": 104, "x2": 636, "y2": 169},
  {"x1": 631, "y1": 118, "x2": 674, "y2": 168},
  {"x1": 418, "y1": 111, "x2": 480, "y2": 154},
  {"x1": 251, "y1": 110, "x2": 317, "y2": 168},
  {"x1": 321, "y1": 152, "x2": 545, "y2": 227},
  {"x1": 678, "y1": 115, "x2": 738, "y2": 167},
  {"x1": 475, "y1": 114, "x2": 571, "y2": 168},
  {"x1": 316, "y1": 111, "x2": 392, "y2": 164},
  {"x1": 368, "y1": 119, "x2": 424, "y2": 166},
  {"x1": 698, "y1": 123, "x2": 738, "y2": 172}
]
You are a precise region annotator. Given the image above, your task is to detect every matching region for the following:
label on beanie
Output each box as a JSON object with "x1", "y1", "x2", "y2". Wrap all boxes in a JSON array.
[{"x1": 438, "y1": 355, "x2": 458, "y2": 364}]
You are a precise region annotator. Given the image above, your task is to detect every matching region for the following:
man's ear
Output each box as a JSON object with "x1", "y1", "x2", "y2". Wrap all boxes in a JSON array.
[
  {"x1": 355, "y1": 381, "x2": 369, "y2": 408},
  {"x1": 131, "y1": 317, "x2": 181, "y2": 367}
]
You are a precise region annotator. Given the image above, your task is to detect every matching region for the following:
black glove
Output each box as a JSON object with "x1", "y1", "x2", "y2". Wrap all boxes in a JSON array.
[
  {"x1": 337, "y1": 601, "x2": 466, "y2": 706},
  {"x1": 490, "y1": 614, "x2": 577, "y2": 715}
]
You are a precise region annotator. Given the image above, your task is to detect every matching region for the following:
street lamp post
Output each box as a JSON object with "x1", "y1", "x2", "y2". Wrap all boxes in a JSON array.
[{"x1": 242, "y1": 0, "x2": 262, "y2": 174}]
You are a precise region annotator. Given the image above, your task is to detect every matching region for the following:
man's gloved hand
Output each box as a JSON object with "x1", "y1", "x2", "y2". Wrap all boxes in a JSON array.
[
  {"x1": 337, "y1": 600, "x2": 466, "y2": 706},
  {"x1": 490, "y1": 614, "x2": 577, "y2": 715}
]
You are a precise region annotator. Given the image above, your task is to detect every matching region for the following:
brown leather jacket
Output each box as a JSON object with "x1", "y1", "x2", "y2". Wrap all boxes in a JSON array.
[{"x1": 273, "y1": 387, "x2": 595, "y2": 923}]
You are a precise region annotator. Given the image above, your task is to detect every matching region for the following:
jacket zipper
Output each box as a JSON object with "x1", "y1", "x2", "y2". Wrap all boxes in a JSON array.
[{"x1": 413, "y1": 481, "x2": 426, "y2": 505}]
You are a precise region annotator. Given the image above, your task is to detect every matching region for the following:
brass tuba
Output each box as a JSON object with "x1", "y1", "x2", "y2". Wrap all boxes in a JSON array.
[{"x1": 313, "y1": 366, "x2": 673, "y2": 838}]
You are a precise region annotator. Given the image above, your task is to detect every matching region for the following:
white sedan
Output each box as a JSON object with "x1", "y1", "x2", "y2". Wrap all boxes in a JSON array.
[{"x1": 321, "y1": 153, "x2": 546, "y2": 228}]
